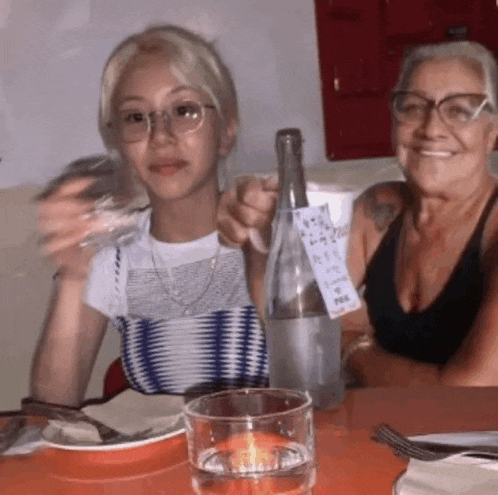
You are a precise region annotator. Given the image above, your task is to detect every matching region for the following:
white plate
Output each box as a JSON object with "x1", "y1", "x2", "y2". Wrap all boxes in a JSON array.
[
  {"x1": 408, "y1": 431, "x2": 498, "y2": 447},
  {"x1": 392, "y1": 471, "x2": 406, "y2": 495},
  {"x1": 42, "y1": 419, "x2": 185, "y2": 452}
]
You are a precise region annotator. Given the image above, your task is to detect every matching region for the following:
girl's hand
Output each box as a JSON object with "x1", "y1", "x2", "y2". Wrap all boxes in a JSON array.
[
  {"x1": 217, "y1": 176, "x2": 278, "y2": 253},
  {"x1": 37, "y1": 178, "x2": 106, "y2": 281}
]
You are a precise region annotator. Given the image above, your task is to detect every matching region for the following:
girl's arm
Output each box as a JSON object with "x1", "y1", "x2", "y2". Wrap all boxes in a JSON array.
[
  {"x1": 32, "y1": 177, "x2": 110, "y2": 406},
  {"x1": 30, "y1": 277, "x2": 108, "y2": 407},
  {"x1": 217, "y1": 176, "x2": 278, "y2": 318}
]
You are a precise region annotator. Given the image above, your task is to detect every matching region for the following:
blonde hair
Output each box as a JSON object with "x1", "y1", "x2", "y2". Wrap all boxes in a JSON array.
[
  {"x1": 99, "y1": 24, "x2": 238, "y2": 153},
  {"x1": 394, "y1": 40, "x2": 498, "y2": 109}
]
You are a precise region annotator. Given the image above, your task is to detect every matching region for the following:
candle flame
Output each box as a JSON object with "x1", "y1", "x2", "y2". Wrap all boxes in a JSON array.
[{"x1": 230, "y1": 432, "x2": 274, "y2": 473}]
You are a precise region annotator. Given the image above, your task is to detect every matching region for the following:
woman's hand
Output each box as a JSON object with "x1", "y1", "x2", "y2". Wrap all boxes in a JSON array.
[
  {"x1": 37, "y1": 178, "x2": 106, "y2": 281},
  {"x1": 217, "y1": 176, "x2": 278, "y2": 252},
  {"x1": 346, "y1": 342, "x2": 440, "y2": 387}
]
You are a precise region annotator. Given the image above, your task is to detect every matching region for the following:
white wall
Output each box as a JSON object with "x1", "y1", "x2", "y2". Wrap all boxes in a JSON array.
[{"x1": 0, "y1": 0, "x2": 363, "y2": 189}]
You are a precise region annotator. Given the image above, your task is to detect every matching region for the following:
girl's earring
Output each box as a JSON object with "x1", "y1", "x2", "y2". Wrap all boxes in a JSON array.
[
  {"x1": 108, "y1": 148, "x2": 122, "y2": 163},
  {"x1": 219, "y1": 117, "x2": 237, "y2": 156}
]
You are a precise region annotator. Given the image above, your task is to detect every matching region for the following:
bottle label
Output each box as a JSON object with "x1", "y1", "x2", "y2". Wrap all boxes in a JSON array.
[{"x1": 293, "y1": 204, "x2": 361, "y2": 319}]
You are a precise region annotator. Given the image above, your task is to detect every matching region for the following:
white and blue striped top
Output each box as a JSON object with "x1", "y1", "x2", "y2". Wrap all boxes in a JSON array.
[{"x1": 85, "y1": 210, "x2": 269, "y2": 395}]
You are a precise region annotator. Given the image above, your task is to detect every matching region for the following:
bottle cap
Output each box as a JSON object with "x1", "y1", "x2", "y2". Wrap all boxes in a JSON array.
[{"x1": 275, "y1": 128, "x2": 302, "y2": 158}]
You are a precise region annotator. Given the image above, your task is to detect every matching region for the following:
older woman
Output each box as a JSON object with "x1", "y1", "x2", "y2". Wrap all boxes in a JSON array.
[{"x1": 217, "y1": 40, "x2": 498, "y2": 387}]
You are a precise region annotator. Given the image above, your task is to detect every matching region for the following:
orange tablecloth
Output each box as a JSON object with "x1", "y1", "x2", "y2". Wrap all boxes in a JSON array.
[{"x1": 2, "y1": 386, "x2": 498, "y2": 494}]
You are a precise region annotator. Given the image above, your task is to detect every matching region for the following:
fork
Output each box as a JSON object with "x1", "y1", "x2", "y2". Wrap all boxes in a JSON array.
[
  {"x1": 1, "y1": 398, "x2": 157, "y2": 455},
  {"x1": 373, "y1": 423, "x2": 498, "y2": 462},
  {"x1": 51, "y1": 425, "x2": 154, "y2": 446},
  {"x1": 22, "y1": 399, "x2": 156, "y2": 444},
  {"x1": 21, "y1": 399, "x2": 126, "y2": 442},
  {"x1": 0, "y1": 416, "x2": 27, "y2": 455}
]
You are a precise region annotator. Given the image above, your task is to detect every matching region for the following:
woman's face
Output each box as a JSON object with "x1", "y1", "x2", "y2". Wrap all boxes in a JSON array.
[
  {"x1": 112, "y1": 54, "x2": 235, "y2": 204},
  {"x1": 393, "y1": 58, "x2": 498, "y2": 196}
]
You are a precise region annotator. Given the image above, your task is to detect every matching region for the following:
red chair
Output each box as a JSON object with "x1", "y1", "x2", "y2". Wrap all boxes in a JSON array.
[{"x1": 103, "y1": 358, "x2": 129, "y2": 399}]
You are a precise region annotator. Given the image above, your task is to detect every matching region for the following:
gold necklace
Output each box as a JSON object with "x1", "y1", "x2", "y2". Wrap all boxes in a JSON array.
[{"x1": 149, "y1": 235, "x2": 221, "y2": 317}]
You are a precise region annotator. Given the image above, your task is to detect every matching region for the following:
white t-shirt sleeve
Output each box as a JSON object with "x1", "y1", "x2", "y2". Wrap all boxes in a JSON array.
[{"x1": 84, "y1": 246, "x2": 124, "y2": 319}]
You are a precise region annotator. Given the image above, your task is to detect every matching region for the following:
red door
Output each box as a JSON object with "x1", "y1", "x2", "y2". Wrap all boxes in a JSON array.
[{"x1": 314, "y1": 0, "x2": 498, "y2": 160}]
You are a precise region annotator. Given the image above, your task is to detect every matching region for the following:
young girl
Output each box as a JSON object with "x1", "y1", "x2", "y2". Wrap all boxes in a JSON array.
[{"x1": 33, "y1": 25, "x2": 269, "y2": 407}]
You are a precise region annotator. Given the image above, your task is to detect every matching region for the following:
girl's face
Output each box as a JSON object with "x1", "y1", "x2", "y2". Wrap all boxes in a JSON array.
[
  {"x1": 112, "y1": 54, "x2": 235, "y2": 204},
  {"x1": 393, "y1": 58, "x2": 498, "y2": 196}
]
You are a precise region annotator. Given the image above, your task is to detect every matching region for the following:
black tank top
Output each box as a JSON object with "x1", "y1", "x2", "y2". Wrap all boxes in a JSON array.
[{"x1": 364, "y1": 189, "x2": 498, "y2": 365}]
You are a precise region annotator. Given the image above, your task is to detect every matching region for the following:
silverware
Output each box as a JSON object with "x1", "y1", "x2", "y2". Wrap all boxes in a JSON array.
[
  {"x1": 50, "y1": 425, "x2": 154, "y2": 446},
  {"x1": 374, "y1": 423, "x2": 498, "y2": 461},
  {"x1": 23, "y1": 400, "x2": 154, "y2": 444},
  {"x1": 21, "y1": 399, "x2": 125, "y2": 442},
  {"x1": 0, "y1": 399, "x2": 155, "y2": 454},
  {"x1": 0, "y1": 419, "x2": 153, "y2": 454},
  {"x1": 0, "y1": 416, "x2": 26, "y2": 454}
]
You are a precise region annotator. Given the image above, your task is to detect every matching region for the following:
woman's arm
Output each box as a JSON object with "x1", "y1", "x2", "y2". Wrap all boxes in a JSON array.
[
  {"x1": 30, "y1": 278, "x2": 108, "y2": 406},
  {"x1": 439, "y1": 243, "x2": 498, "y2": 386},
  {"x1": 347, "y1": 182, "x2": 405, "y2": 288},
  {"x1": 345, "y1": 342, "x2": 441, "y2": 387},
  {"x1": 345, "y1": 285, "x2": 498, "y2": 387}
]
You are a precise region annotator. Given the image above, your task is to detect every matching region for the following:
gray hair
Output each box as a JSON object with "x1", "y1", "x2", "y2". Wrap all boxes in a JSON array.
[
  {"x1": 99, "y1": 24, "x2": 238, "y2": 153},
  {"x1": 394, "y1": 41, "x2": 498, "y2": 110}
]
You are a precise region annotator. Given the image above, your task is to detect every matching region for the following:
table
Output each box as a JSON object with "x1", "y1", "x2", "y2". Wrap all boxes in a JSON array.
[{"x1": 2, "y1": 386, "x2": 498, "y2": 494}]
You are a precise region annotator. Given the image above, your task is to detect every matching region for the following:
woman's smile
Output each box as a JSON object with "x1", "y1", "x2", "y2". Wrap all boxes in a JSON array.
[
  {"x1": 416, "y1": 149, "x2": 456, "y2": 158},
  {"x1": 408, "y1": 146, "x2": 458, "y2": 159}
]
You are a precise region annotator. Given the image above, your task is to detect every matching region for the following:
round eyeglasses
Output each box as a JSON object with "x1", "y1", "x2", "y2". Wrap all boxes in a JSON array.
[
  {"x1": 114, "y1": 100, "x2": 217, "y2": 143},
  {"x1": 391, "y1": 92, "x2": 493, "y2": 129}
]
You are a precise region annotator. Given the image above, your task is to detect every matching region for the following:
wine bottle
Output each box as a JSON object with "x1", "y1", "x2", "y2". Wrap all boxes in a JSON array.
[{"x1": 264, "y1": 128, "x2": 345, "y2": 409}]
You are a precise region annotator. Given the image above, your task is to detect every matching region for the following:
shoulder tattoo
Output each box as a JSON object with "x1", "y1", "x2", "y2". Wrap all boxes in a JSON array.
[{"x1": 363, "y1": 190, "x2": 398, "y2": 232}]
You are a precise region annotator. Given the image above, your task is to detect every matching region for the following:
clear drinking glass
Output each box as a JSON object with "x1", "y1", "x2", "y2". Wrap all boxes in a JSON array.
[
  {"x1": 38, "y1": 154, "x2": 143, "y2": 251},
  {"x1": 184, "y1": 388, "x2": 316, "y2": 495}
]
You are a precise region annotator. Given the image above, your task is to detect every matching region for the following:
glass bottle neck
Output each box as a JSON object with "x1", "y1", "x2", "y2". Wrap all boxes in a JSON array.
[{"x1": 276, "y1": 130, "x2": 308, "y2": 209}]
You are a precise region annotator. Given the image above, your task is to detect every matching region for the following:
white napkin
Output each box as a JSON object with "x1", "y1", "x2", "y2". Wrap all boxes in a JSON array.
[
  {"x1": 81, "y1": 389, "x2": 184, "y2": 436},
  {"x1": 394, "y1": 432, "x2": 498, "y2": 494},
  {"x1": 395, "y1": 455, "x2": 498, "y2": 494}
]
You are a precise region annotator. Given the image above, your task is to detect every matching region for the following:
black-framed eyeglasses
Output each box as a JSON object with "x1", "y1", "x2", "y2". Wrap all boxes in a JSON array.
[
  {"x1": 114, "y1": 100, "x2": 217, "y2": 143},
  {"x1": 391, "y1": 91, "x2": 494, "y2": 128}
]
